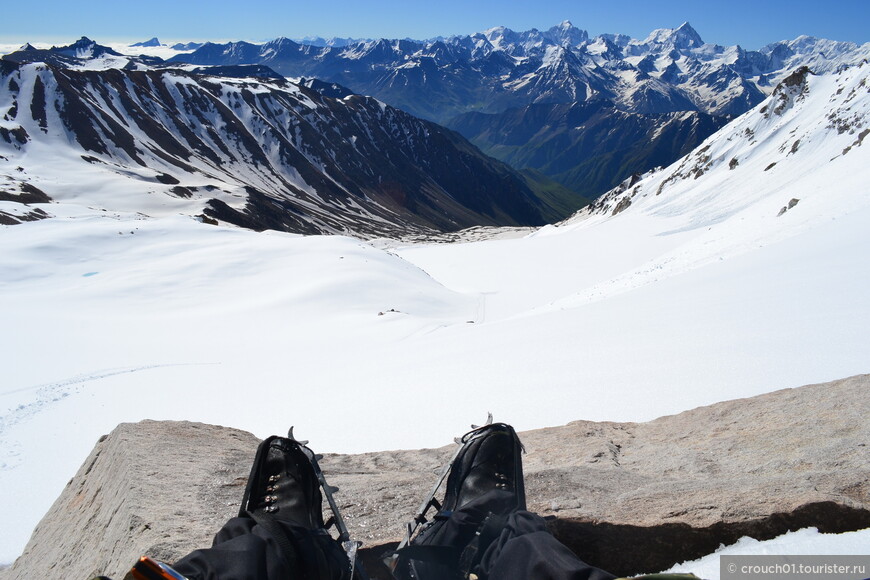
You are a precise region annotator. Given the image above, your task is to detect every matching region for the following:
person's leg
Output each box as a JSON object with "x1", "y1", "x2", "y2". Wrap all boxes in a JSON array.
[
  {"x1": 476, "y1": 510, "x2": 616, "y2": 580},
  {"x1": 173, "y1": 435, "x2": 351, "y2": 580},
  {"x1": 392, "y1": 423, "x2": 526, "y2": 579},
  {"x1": 172, "y1": 517, "x2": 287, "y2": 580},
  {"x1": 392, "y1": 422, "x2": 616, "y2": 580},
  {"x1": 173, "y1": 517, "x2": 349, "y2": 580}
]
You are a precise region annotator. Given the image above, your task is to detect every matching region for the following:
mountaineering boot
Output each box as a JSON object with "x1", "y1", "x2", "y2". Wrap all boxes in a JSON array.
[
  {"x1": 392, "y1": 422, "x2": 526, "y2": 580},
  {"x1": 239, "y1": 435, "x2": 324, "y2": 529},
  {"x1": 235, "y1": 434, "x2": 354, "y2": 580},
  {"x1": 108, "y1": 433, "x2": 358, "y2": 580},
  {"x1": 442, "y1": 422, "x2": 526, "y2": 515}
]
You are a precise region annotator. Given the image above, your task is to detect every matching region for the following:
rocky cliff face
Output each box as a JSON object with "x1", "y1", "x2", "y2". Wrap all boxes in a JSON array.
[{"x1": 2, "y1": 375, "x2": 868, "y2": 580}]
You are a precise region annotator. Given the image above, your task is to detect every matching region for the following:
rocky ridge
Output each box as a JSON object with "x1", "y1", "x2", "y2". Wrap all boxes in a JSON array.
[
  {"x1": 0, "y1": 59, "x2": 564, "y2": 236},
  {"x1": 1, "y1": 375, "x2": 867, "y2": 580}
]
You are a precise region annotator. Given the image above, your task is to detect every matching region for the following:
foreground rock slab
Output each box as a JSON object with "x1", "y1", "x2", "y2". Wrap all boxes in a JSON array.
[{"x1": 2, "y1": 375, "x2": 868, "y2": 579}]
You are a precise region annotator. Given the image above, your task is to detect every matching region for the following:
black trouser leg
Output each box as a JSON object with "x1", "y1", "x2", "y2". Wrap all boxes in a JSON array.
[
  {"x1": 172, "y1": 517, "x2": 350, "y2": 580},
  {"x1": 172, "y1": 517, "x2": 285, "y2": 580},
  {"x1": 397, "y1": 491, "x2": 616, "y2": 580},
  {"x1": 478, "y1": 511, "x2": 616, "y2": 580}
]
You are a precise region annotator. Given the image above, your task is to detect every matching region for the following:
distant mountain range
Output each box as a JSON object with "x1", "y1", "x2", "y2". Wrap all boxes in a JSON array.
[
  {"x1": 161, "y1": 22, "x2": 869, "y2": 195},
  {"x1": 129, "y1": 38, "x2": 205, "y2": 51},
  {"x1": 1, "y1": 26, "x2": 867, "y2": 235},
  {"x1": 166, "y1": 22, "x2": 869, "y2": 121},
  {"x1": 1, "y1": 44, "x2": 579, "y2": 235}
]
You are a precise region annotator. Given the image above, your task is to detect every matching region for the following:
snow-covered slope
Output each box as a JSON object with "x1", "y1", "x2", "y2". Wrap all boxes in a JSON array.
[
  {"x1": 0, "y1": 63, "x2": 868, "y2": 568},
  {"x1": 571, "y1": 63, "x2": 869, "y2": 284}
]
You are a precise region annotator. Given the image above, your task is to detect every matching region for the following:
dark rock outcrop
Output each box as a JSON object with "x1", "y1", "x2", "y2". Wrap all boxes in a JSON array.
[{"x1": 2, "y1": 375, "x2": 867, "y2": 580}]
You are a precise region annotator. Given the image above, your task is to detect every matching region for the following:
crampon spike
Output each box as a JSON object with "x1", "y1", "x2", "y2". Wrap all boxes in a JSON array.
[
  {"x1": 286, "y1": 427, "x2": 309, "y2": 446},
  {"x1": 470, "y1": 412, "x2": 494, "y2": 430},
  {"x1": 391, "y1": 418, "x2": 499, "y2": 567},
  {"x1": 286, "y1": 427, "x2": 366, "y2": 578}
]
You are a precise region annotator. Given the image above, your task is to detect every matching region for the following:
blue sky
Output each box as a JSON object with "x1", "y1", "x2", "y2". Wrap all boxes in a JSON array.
[{"x1": 2, "y1": 0, "x2": 868, "y2": 50}]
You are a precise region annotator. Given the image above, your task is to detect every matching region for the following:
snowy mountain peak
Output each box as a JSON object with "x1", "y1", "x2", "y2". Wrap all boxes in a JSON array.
[
  {"x1": 475, "y1": 23, "x2": 590, "y2": 56},
  {"x1": 261, "y1": 37, "x2": 302, "y2": 53},
  {"x1": 52, "y1": 37, "x2": 122, "y2": 59},
  {"x1": 171, "y1": 42, "x2": 204, "y2": 51},
  {"x1": 546, "y1": 20, "x2": 590, "y2": 47},
  {"x1": 131, "y1": 37, "x2": 162, "y2": 48},
  {"x1": 784, "y1": 35, "x2": 856, "y2": 54},
  {"x1": 295, "y1": 36, "x2": 358, "y2": 48},
  {"x1": 643, "y1": 22, "x2": 705, "y2": 50},
  {"x1": 541, "y1": 44, "x2": 574, "y2": 67},
  {"x1": 66, "y1": 37, "x2": 101, "y2": 54},
  {"x1": 674, "y1": 22, "x2": 704, "y2": 46},
  {"x1": 482, "y1": 25, "x2": 522, "y2": 52}
]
